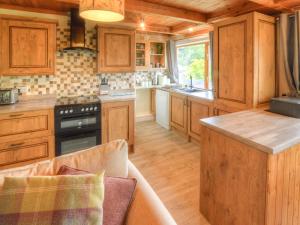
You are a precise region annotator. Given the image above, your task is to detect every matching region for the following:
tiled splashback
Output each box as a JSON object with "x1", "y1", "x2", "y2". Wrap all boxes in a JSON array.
[{"x1": 0, "y1": 11, "x2": 167, "y2": 97}]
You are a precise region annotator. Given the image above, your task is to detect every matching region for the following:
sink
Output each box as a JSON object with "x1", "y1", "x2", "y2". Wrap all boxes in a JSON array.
[{"x1": 173, "y1": 87, "x2": 206, "y2": 93}]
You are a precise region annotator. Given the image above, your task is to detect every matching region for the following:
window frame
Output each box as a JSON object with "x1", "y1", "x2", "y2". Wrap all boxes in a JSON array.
[{"x1": 176, "y1": 41, "x2": 210, "y2": 90}]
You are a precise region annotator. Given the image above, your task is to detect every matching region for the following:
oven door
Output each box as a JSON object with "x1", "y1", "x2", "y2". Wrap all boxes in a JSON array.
[
  {"x1": 55, "y1": 130, "x2": 101, "y2": 156},
  {"x1": 55, "y1": 112, "x2": 100, "y2": 135}
]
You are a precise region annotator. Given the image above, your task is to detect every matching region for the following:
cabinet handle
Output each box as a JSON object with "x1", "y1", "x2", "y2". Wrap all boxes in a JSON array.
[
  {"x1": 10, "y1": 142, "x2": 25, "y2": 148},
  {"x1": 213, "y1": 107, "x2": 217, "y2": 115},
  {"x1": 10, "y1": 114, "x2": 24, "y2": 118}
]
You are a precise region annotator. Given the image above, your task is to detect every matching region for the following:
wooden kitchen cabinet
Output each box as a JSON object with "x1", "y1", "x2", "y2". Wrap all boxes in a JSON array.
[
  {"x1": 0, "y1": 109, "x2": 55, "y2": 169},
  {"x1": 102, "y1": 101, "x2": 135, "y2": 152},
  {"x1": 0, "y1": 15, "x2": 56, "y2": 75},
  {"x1": 151, "y1": 88, "x2": 156, "y2": 116},
  {"x1": 188, "y1": 97, "x2": 213, "y2": 141},
  {"x1": 170, "y1": 92, "x2": 188, "y2": 133},
  {"x1": 98, "y1": 27, "x2": 136, "y2": 73},
  {"x1": 213, "y1": 12, "x2": 275, "y2": 112}
]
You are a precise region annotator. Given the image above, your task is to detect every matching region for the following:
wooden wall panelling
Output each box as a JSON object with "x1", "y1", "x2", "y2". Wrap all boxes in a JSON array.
[
  {"x1": 98, "y1": 27, "x2": 136, "y2": 73},
  {"x1": 200, "y1": 126, "x2": 268, "y2": 225},
  {"x1": 0, "y1": 15, "x2": 56, "y2": 75},
  {"x1": 265, "y1": 144, "x2": 300, "y2": 225}
]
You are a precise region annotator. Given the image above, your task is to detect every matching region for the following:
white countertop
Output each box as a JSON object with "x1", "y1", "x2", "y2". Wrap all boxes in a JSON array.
[
  {"x1": 201, "y1": 110, "x2": 300, "y2": 154},
  {"x1": 98, "y1": 90, "x2": 136, "y2": 103}
]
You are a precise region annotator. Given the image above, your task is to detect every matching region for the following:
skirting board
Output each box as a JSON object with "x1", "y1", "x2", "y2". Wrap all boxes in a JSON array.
[{"x1": 136, "y1": 114, "x2": 155, "y2": 122}]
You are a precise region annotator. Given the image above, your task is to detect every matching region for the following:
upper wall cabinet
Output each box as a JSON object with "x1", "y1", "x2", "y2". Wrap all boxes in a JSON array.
[
  {"x1": 213, "y1": 12, "x2": 276, "y2": 111},
  {"x1": 0, "y1": 15, "x2": 57, "y2": 76},
  {"x1": 98, "y1": 27, "x2": 136, "y2": 73}
]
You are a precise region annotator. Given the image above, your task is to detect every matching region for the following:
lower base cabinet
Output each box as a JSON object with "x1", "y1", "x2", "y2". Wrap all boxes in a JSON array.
[
  {"x1": 170, "y1": 92, "x2": 188, "y2": 133},
  {"x1": 170, "y1": 92, "x2": 213, "y2": 141},
  {"x1": 188, "y1": 97, "x2": 213, "y2": 141},
  {"x1": 101, "y1": 100, "x2": 135, "y2": 152},
  {"x1": 0, "y1": 109, "x2": 55, "y2": 169}
]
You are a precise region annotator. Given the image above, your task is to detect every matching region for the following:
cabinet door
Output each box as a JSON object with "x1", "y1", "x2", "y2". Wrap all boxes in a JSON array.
[
  {"x1": 102, "y1": 101, "x2": 135, "y2": 148},
  {"x1": 151, "y1": 88, "x2": 156, "y2": 116},
  {"x1": 0, "y1": 136, "x2": 54, "y2": 169},
  {"x1": 0, "y1": 16, "x2": 56, "y2": 75},
  {"x1": 170, "y1": 93, "x2": 188, "y2": 133},
  {"x1": 98, "y1": 27, "x2": 135, "y2": 73},
  {"x1": 214, "y1": 13, "x2": 253, "y2": 109},
  {"x1": 188, "y1": 99, "x2": 212, "y2": 141},
  {"x1": 0, "y1": 109, "x2": 54, "y2": 143}
]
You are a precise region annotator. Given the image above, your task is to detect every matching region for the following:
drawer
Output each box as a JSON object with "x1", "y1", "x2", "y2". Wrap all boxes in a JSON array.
[
  {"x1": 0, "y1": 109, "x2": 53, "y2": 139},
  {"x1": 0, "y1": 136, "x2": 53, "y2": 168}
]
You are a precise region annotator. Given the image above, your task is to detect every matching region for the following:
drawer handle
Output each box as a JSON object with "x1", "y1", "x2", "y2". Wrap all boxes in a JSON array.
[
  {"x1": 10, "y1": 142, "x2": 25, "y2": 147},
  {"x1": 10, "y1": 114, "x2": 24, "y2": 118}
]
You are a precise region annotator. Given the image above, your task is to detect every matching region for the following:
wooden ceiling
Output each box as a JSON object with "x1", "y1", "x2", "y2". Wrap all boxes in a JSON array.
[{"x1": 1, "y1": 0, "x2": 300, "y2": 36}]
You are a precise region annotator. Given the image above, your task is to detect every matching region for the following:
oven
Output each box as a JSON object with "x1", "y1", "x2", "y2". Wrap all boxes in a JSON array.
[{"x1": 54, "y1": 102, "x2": 101, "y2": 156}]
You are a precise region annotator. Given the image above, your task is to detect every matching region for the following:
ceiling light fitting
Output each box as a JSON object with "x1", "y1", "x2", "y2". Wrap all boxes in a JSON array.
[{"x1": 79, "y1": 0, "x2": 125, "y2": 22}]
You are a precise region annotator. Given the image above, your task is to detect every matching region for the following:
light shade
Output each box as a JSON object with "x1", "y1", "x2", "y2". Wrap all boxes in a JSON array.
[{"x1": 79, "y1": 0, "x2": 125, "y2": 22}]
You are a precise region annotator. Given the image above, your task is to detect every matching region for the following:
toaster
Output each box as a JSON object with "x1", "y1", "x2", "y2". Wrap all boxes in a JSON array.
[{"x1": 0, "y1": 88, "x2": 19, "y2": 105}]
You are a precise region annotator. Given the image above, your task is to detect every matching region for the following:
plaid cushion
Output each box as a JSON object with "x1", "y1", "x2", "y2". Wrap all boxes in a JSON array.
[{"x1": 0, "y1": 173, "x2": 105, "y2": 225}]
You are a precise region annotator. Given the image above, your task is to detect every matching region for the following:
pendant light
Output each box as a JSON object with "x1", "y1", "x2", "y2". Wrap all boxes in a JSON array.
[{"x1": 79, "y1": 0, "x2": 125, "y2": 22}]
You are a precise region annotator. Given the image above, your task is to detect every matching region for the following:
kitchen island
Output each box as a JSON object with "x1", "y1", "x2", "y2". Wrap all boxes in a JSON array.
[{"x1": 200, "y1": 110, "x2": 300, "y2": 225}]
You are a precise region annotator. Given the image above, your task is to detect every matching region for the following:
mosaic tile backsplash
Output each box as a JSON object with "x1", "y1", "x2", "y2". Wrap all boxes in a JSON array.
[{"x1": 0, "y1": 12, "x2": 167, "y2": 97}]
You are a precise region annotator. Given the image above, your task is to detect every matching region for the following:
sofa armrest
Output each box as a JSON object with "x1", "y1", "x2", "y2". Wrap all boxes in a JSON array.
[{"x1": 127, "y1": 161, "x2": 177, "y2": 225}]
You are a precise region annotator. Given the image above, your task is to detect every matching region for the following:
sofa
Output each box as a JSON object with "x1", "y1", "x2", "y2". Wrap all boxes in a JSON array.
[{"x1": 0, "y1": 139, "x2": 177, "y2": 225}]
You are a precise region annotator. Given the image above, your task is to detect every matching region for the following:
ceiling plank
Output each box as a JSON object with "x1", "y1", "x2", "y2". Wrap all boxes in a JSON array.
[
  {"x1": 207, "y1": 1, "x2": 270, "y2": 23},
  {"x1": 248, "y1": 0, "x2": 294, "y2": 11},
  {"x1": 0, "y1": 3, "x2": 68, "y2": 15},
  {"x1": 56, "y1": 0, "x2": 207, "y2": 23}
]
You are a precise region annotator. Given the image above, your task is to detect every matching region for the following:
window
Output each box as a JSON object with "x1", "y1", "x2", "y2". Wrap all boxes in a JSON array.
[{"x1": 176, "y1": 40, "x2": 212, "y2": 90}]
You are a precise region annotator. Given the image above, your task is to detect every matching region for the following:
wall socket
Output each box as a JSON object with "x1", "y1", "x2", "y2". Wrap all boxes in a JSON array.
[{"x1": 18, "y1": 86, "x2": 28, "y2": 94}]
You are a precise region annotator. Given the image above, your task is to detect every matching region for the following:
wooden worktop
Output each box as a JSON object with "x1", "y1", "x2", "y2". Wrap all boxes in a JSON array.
[
  {"x1": 200, "y1": 110, "x2": 300, "y2": 154},
  {"x1": 0, "y1": 95, "x2": 56, "y2": 114}
]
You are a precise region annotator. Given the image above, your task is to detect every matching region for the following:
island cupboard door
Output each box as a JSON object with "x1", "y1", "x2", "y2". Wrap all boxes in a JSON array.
[
  {"x1": 170, "y1": 93, "x2": 188, "y2": 133},
  {"x1": 213, "y1": 13, "x2": 253, "y2": 109},
  {"x1": 102, "y1": 101, "x2": 135, "y2": 147},
  {"x1": 0, "y1": 16, "x2": 56, "y2": 75},
  {"x1": 188, "y1": 98, "x2": 213, "y2": 141}
]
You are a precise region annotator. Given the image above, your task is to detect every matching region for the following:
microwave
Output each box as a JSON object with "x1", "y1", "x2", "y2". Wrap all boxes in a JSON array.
[{"x1": 0, "y1": 88, "x2": 19, "y2": 105}]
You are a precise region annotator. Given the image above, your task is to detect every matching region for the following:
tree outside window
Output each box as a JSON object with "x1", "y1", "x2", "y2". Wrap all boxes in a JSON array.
[{"x1": 177, "y1": 42, "x2": 211, "y2": 90}]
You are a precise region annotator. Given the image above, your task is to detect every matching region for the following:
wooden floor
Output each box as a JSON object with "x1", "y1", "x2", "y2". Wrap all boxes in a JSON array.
[{"x1": 129, "y1": 121, "x2": 210, "y2": 225}]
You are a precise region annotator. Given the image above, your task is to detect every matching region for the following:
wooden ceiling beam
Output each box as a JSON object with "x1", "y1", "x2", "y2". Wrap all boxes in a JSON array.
[
  {"x1": 183, "y1": 28, "x2": 211, "y2": 38},
  {"x1": 103, "y1": 12, "x2": 173, "y2": 35},
  {"x1": 171, "y1": 22, "x2": 198, "y2": 34},
  {"x1": 56, "y1": 0, "x2": 207, "y2": 23}
]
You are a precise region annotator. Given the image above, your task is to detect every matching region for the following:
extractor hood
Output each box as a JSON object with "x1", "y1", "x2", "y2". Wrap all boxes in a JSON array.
[{"x1": 63, "y1": 8, "x2": 95, "y2": 52}]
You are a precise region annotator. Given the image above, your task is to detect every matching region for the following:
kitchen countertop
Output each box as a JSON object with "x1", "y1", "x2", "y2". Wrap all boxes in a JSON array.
[
  {"x1": 157, "y1": 87, "x2": 214, "y2": 102},
  {"x1": 98, "y1": 90, "x2": 136, "y2": 103},
  {"x1": 0, "y1": 95, "x2": 56, "y2": 115},
  {"x1": 200, "y1": 110, "x2": 300, "y2": 154}
]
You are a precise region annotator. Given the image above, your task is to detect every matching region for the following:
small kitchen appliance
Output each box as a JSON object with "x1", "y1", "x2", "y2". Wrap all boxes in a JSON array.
[
  {"x1": 54, "y1": 95, "x2": 101, "y2": 156},
  {"x1": 0, "y1": 88, "x2": 19, "y2": 105},
  {"x1": 269, "y1": 97, "x2": 300, "y2": 118}
]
